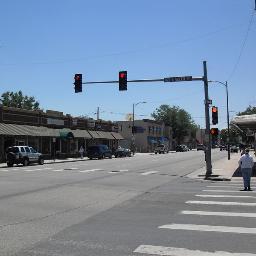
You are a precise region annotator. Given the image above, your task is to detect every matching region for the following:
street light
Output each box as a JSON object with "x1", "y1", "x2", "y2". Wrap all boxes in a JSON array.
[
  {"x1": 208, "y1": 80, "x2": 230, "y2": 160},
  {"x1": 132, "y1": 101, "x2": 147, "y2": 153}
]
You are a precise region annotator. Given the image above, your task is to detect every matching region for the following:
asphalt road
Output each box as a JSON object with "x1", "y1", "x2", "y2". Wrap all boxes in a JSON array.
[{"x1": 0, "y1": 150, "x2": 255, "y2": 256}]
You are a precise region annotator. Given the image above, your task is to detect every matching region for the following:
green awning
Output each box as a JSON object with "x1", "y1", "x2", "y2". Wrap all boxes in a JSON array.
[{"x1": 59, "y1": 130, "x2": 74, "y2": 139}]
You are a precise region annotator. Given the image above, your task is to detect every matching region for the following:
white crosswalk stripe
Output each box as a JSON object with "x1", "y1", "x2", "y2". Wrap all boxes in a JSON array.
[
  {"x1": 186, "y1": 200, "x2": 256, "y2": 206},
  {"x1": 195, "y1": 194, "x2": 256, "y2": 198},
  {"x1": 203, "y1": 189, "x2": 256, "y2": 193},
  {"x1": 134, "y1": 245, "x2": 256, "y2": 256},
  {"x1": 159, "y1": 224, "x2": 256, "y2": 234},
  {"x1": 182, "y1": 210, "x2": 256, "y2": 218}
]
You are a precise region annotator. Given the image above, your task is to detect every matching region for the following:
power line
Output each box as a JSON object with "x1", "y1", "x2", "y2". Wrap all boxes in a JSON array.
[{"x1": 227, "y1": 10, "x2": 255, "y2": 81}]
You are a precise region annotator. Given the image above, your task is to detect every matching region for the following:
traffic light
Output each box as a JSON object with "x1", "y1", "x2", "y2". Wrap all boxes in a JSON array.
[
  {"x1": 74, "y1": 74, "x2": 82, "y2": 93},
  {"x1": 210, "y1": 128, "x2": 219, "y2": 136},
  {"x1": 212, "y1": 106, "x2": 218, "y2": 125},
  {"x1": 119, "y1": 71, "x2": 127, "y2": 91}
]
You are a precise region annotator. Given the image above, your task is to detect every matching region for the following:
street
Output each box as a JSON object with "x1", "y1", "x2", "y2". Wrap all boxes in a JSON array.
[{"x1": 0, "y1": 150, "x2": 255, "y2": 255}]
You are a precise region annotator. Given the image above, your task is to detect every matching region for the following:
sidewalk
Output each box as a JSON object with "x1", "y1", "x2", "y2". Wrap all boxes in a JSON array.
[{"x1": 187, "y1": 153, "x2": 242, "y2": 181}]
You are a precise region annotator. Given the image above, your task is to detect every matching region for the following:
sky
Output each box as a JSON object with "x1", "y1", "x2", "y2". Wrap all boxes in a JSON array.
[{"x1": 0, "y1": 0, "x2": 255, "y2": 129}]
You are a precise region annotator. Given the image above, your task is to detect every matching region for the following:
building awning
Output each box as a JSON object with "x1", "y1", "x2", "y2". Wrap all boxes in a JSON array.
[
  {"x1": 111, "y1": 132, "x2": 124, "y2": 140},
  {"x1": 87, "y1": 130, "x2": 102, "y2": 139},
  {"x1": 97, "y1": 131, "x2": 115, "y2": 140},
  {"x1": 59, "y1": 130, "x2": 74, "y2": 140},
  {"x1": 70, "y1": 129, "x2": 92, "y2": 139},
  {"x1": 231, "y1": 115, "x2": 256, "y2": 132},
  {"x1": 0, "y1": 123, "x2": 59, "y2": 137}
]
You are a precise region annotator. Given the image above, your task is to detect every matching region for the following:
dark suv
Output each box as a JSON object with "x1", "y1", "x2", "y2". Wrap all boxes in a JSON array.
[
  {"x1": 87, "y1": 145, "x2": 112, "y2": 160},
  {"x1": 6, "y1": 146, "x2": 44, "y2": 167}
]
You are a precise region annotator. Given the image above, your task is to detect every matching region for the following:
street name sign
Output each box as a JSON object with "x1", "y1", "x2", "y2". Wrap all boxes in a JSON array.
[{"x1": 164, "y1": 76, "x2": 192, "y2": 82}]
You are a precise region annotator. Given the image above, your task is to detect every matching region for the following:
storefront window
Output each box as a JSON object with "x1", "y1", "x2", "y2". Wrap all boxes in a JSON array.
[
  {"x1": 28, "y1": 137, "x2": 39, "y2": 151},
  {"x1": 42, "y1": 138, "x2": 50, "y2": 154}
]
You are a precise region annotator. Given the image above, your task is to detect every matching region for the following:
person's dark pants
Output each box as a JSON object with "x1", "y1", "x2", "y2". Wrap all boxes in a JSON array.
[{"x1": 241, "y1": 168, "x2": 252, "y2": 189}]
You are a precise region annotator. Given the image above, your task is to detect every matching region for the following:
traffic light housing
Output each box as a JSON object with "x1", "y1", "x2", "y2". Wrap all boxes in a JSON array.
[
  {"x1": 210, "y1": 128, "x2": 219, "y2": 136},
  {"x1": 119, "y1": 71, "x2": 127, "y2": 91},
  {"x1": 212, "y1": 106, "x2": 218, "y2": 125},
  {"x1": 74, "y1": 74, "x2": 82, "y2": 93}
]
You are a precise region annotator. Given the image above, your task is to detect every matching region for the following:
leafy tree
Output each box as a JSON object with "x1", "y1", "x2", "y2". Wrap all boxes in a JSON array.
[
  {"x1": 220, "y1": 127, "x2": 244, "y2": 145},
  {"x1": 151, "y1": 104, "x2": 198, "y2": 144},
  {"x1": 238, "y1": 105, "x2": 256, "y2": 115},
  {"x1": 0, "y1": 91, "x2": 40, "y2": 110}
]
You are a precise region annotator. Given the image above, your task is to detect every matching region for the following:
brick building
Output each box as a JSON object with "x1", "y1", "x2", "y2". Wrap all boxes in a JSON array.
[{"x1": 0, "y1": 105, "x2": 123, "y2": 162}]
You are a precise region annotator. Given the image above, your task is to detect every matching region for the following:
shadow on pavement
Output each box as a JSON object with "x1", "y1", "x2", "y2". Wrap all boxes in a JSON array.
[{"x1": 232, "y1": 163, "x2": 256, "y2": 177}]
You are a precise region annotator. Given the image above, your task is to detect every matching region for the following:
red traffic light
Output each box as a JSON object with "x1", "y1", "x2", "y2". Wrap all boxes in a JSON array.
[
  {"x1": 74, "y1": 73, "x2": 82, "y2": 93},
  {"x1": 119, "y1": 72, "x2": 126, "y2": 79},
  {"x1": 212, "y1": 106, "x2": 218, "y2": 113},
  {"x1": 119, "y1": 71, "x2": 127, "y2": 91},
  {"x1": 210, "y1": 128, "x2": 219, "y2": 135}
]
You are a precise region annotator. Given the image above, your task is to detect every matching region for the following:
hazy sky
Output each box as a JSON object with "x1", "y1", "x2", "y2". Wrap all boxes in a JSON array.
[{"x1": 0, "y1": 0, "x2": 255, "y2": 129}]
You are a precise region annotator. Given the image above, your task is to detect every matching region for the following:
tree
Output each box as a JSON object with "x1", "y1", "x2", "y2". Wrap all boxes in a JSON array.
[
  {"x1": 220, "y1": 127, "x2": 243, "y2": 145},
  {"x1": 0, "y1": 91, "x2": 40, "y2": 110},
  {"x1": 238, "y1": 105, "x2": 256, "y2": 116},
  {"x1": 151, "y1": 104, "x2": 198, "y2": 144}
]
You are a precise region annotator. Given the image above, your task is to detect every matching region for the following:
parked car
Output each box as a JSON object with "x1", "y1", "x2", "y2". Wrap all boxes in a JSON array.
[
  {"x1": 196, "y1": 144, "x2": 205, "y2": 151},
  {"x1": 220, "y1": 145, "x2": 227, "y2": 151},
  {"x1": 155, "y1": 144, "x2": 169, "y2": 154},
  {"x1": 87, "y1": 145, "x2": 112, "y2": 160},
  {"x1": 6, "y1": 146, "x2": 44, "y2": 167},
  {"x1": 114, "y1": 147, "x2": 132, "y2": 157},
  {"x1": 176, "y1": 144, "x2": 189, "y2": 152},
  {"x1": 230, "y1": 145, "x2": 239, "y2": 153}
]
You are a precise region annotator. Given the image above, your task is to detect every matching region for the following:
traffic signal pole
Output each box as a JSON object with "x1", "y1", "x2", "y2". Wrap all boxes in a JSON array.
[
  {"x1": 203, "y1": 61, "x2": 212, "y2": 178},
  {"x1": 75, "y1": 61, "x2": 213, "y2": 178}
]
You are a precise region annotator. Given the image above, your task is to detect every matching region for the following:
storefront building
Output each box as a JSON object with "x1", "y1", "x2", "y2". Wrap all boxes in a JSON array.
[{"x1": 0, "y1": 105, "x2": 123, "y2": 162}]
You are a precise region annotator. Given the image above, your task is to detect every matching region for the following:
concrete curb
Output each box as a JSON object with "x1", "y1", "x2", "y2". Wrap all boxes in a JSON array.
[{"x1": 186, "y1": 153, "x2": 242, "y2": 181}]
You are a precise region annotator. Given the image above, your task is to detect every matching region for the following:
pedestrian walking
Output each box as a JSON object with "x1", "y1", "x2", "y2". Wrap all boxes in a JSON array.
[
  {"x1": 79, "y1": 146, "x2": 84, "y2": 159},
  {"x1": 238, "y1": 148, "x2": 254, "y2": 191}
]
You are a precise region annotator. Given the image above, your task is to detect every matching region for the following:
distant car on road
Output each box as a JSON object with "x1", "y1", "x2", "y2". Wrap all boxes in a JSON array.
[
  {"x1": 176, "y1": 144, "x2": 189, "y2": 152},
  {"x1": 114, "y1": 147, "x2": 132, "y2": 157},
  {"x1": 155, "y1": 144, "x2": 169, "y2": 154},
  {"x1": 87, "y1": 145, "x2": 112, "y2": 160},
  {"x1": 196, "y1": 144, "x2": 205, "y2": 151},
  {"x1": 6, "y1": 146, "x2": 44, "y2": 167},
  {"x1": 230, "y1": 145, "x2": 239, "y2": 153}
]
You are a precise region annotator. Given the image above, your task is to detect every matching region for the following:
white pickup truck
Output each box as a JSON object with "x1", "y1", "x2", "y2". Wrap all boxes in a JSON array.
[{"x1": 154, "y1": 144, "x2": 169, "y2": 154}]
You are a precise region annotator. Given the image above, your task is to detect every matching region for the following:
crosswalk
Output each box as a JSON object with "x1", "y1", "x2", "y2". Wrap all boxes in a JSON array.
[
  {"x1": 134, "y1": 177, "x2": 256, "y2": 256},
  {"x1": 0, "y1": 166, "x2": 160, "y2": 176}
]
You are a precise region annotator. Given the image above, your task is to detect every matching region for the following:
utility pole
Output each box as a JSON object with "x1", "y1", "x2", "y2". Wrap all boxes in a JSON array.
[
  {"x1": 203, "y1": 61, "x2": 212, "y2": 178},
  {"x1": 226, "y1": 81, "x2": 231, "y2": 160},
  {"x1": 97, "y1": 107, "x2": 99, "y2": 120}
]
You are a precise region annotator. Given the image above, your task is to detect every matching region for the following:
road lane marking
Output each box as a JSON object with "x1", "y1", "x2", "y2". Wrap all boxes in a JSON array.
[
  {"x1": 52, "y1": 169, "x2": 64, "y2": 172},
  {"x1": 186, "y1": 200, "x2": 256, "y2": 206},
  {"x1": 195, "y1": 194, "x2": 256, "y2": 198},
  {"x1": 141, "y1": 171, "x2": 159, "y2": 176},
  {"x1": 182, "y1": 210, "x2": 256, "y2": 218},
  {"x1": 159, "y1": 223, "x2": 256, "y2": 234},
  {"x1": 80, "y1": 169, "x2": 102, "y2": 173},
  {"x1": 0, "y1": 169, "x2": 9, "y2": 172},
  {"x1": 203, "y1": 189, "x2": 256, "y2": 193},
  {"x1": 134, "y1": 245, "x2": 256, "y2": 256},
  {"x1": 207, "y1": 185, "x2": 255, "y2": 188}
]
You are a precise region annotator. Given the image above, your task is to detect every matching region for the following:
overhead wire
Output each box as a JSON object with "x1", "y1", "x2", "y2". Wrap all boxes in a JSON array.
[{"x1": 227, "y1": 10, "x2": 255, "y2": 81}]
